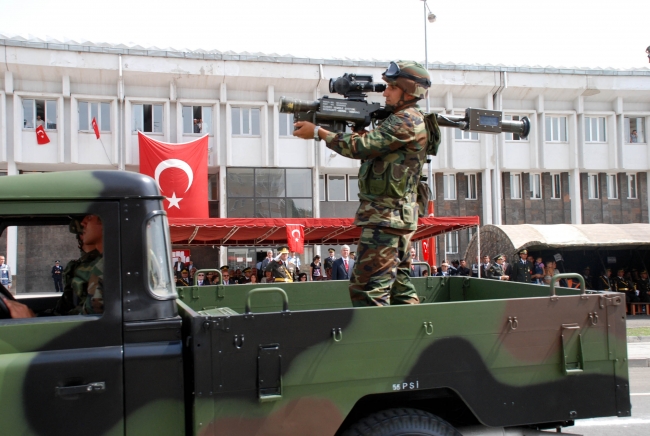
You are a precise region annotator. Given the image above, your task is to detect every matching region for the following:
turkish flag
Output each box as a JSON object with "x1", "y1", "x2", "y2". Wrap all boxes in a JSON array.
[
  {"x1": 35, "y1": 125, "x2": 50, "y2": 145},
  {"x1": 138, "y1": 132, "x2": 209, "y2": 218},
  {"x1": 422, "y1": 239, "x2": 429, "y2": 262},
  {"x1": 91, "y1": 117, "x2": 100, "y2": 139},
  {"x1": 286, "y1": 224, "x2": 304, "y2": 254}
]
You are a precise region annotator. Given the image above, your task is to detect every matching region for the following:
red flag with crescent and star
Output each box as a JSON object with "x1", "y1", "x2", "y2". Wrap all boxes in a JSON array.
[
  {"x1": 138, "y1": 132, "x2": 209, "y2": 218},
  {"x1": 91, "y1": 117, "x2": 101, "y2": 139},
  {"x1": 35, "y1": 125, "x2": 50, "y2": 145},
  {"x1": 286, "y1": 224, "x2": 304, "y2": 254},
  {"x1": 421, "y1": 239, "x2": 429, "y2": 262}
]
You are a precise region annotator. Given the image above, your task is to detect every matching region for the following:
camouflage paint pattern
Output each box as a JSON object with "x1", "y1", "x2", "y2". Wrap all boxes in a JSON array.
[
  {"x1": 349, "y1": 226, "x2": 419, "y2": 306},
  {"x1": 177, "y1": 278, "x2": 630, "y2": 435},
  {"x1": 0, "y1": 171, "x2": 632, "y2": 436}
]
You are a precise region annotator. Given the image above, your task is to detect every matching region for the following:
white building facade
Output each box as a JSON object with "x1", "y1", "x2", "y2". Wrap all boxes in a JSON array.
[{"x1": 1, "y1": 36, "x2": 650, "y2": 273}]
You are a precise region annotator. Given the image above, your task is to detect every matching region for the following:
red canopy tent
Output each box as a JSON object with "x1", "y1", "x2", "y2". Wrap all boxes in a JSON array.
[{"x1": 168, "y1": 216, "x2": 480, "y2": 246}]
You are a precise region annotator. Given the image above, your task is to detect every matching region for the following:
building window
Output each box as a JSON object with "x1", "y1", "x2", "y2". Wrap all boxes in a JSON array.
[
  {"x1": 443, "y1": 174, "x2": 456, "y2": 200},
  {"x1": 279, "y1": 113, "x2": 295, "y2": 137},
  {"x1": 545, "y1": 116, "x2": 568, "y2": 142},
  {"x1": 627, "y1": 174, "x2": 637, "y2": 199},
  {"x1": 510, "y1": 173, "x2": 522, "y2": 199},
  {"x1": 319, "y1": 175, "x2": 326, "y2": 201},
  {"x1": 455, "y1": 129, "x2": 479, "y2": 141},
  {"x1": 466, "y1": 174, "x2": 477, "y2": 200},
  {"x1": 232, "y1": 107, "x2": 260, "y2": 136},
  {"x1": 79, "y1": 101, "x2": 110, "y2": 132},
  {"x1": 23, "y1": 99, "x2": 57, "y2": 130},
  {"x1": 606, "y1": 174, "x2": 618, "y2": 199},
  {"x1": 504, "y1": 115, "x2": 527, "y2": 141},
  {"x1": 182, "y1": 105, "x2": 212, "y2": 135},
  {"x1": 588, "y1": 174, "x2": 599, "y2": 199},
  {"x1": 445, "y1": 232, "x2": 459, "y2": 254},
  {"x1": 551, "y1": 173, "x2": 561, "y2": 199},
  {"x1": 226, "y1": 168, "x2": 312, "y2": 218},
  {"x1": 529, "y1": 173, "x2": 542, "y2": 199},
  {"x1": 467, "y1": 227, "x2": 476, "y2": 241},
  {"x1": 348, "y1": 176, "x2": 360, "y2": 201},
  {"x1": 585, "y1": 116, "x2": 606, "y2": 142},
  {"x1": 327, "y1": 175, "x2": 346, "y2": 201},
  {"x1": 625, "y1": 117, "x2": 645, "y2": 143},
  {"x1": 133, "y1": 104, "x2": 163, "y2": 133}
]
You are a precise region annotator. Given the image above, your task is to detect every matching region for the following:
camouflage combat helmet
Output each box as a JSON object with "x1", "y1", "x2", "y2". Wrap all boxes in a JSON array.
[{"x1": 382, "y1": 60, "x2": 431, "y2": 99}]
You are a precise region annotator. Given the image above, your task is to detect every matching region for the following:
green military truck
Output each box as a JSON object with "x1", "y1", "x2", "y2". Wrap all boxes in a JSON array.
[{"x1": 0, "y1": 171, "x2": 631, "y2": 436}]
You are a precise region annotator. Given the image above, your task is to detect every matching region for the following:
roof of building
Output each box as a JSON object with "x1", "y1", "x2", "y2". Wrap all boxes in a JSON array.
[{"x1": 2, "y1": 33, "x2": 650, "y2": 77}]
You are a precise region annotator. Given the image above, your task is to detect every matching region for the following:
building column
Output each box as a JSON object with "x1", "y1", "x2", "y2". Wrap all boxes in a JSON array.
[
  {"x1": 570, "y1": 168, "x2": 582, "y2": 224},
  {"x1": 482, "y1": 168, "x2": 492, "y2": 225}
]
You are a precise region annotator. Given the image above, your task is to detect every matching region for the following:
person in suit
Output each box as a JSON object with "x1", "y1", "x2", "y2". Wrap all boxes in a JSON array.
[
  {"x1": 331, "y1": 245, "x2": 354, "y2": 281},
  {"x1": 194, "y1": 272, "x2": 208, "y2": 286},
  {"x1": 409, "y1": 247, "x2": 422, "y2": 278},
  {"x1": 436, "y1": 262, "x2": 452, "y2": 277},
  {"x1": 480, "y1": 255, "x2": 491, "y2": 278},
  {"x1": 176, "y1": 269, "x2": 191, "y2": 287}
]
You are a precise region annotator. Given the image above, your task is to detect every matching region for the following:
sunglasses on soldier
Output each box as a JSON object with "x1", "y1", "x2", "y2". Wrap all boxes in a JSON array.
[{"x1": 384, "y1": 61, "x2": 431, "y2": 87}]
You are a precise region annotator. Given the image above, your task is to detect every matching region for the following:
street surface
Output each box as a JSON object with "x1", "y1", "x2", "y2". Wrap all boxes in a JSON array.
[{"x1": 570, "y1": 367, "x2": 650, "y2": 436}]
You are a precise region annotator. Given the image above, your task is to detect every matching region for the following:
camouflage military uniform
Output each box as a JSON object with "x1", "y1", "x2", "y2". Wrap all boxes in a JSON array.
[
  {"x1": 83, "y1": 257, "x2": 104, "y2": 315},
  {"x1": 324, "y1": 104, "x2": 427, "y2": 306},
  {"x1": 53, "y1": 249, "x2": 102, "y2": 315}
]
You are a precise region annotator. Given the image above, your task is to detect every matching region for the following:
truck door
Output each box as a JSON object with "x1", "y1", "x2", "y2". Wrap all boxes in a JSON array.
[{"x1": 0, "y1": 202, "x2": 124, "y2": 436}]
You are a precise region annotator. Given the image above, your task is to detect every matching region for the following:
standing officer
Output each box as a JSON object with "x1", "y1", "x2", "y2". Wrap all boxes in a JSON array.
[
  {"x1": 487, "y1": 254, "x2": 510, "y2": 281},
  {"x1": 51, "y1": 260, "x2": 63, "y2": 292},
  {"x1": 612, "y1": 267, "x2": 638, "y2": 303},
  {"x1": 265, "y1": 246, "x2": 297, "y2": 283},
  {"x1": 293, "y1": 60, "x2": 434, "y2": 306},
  {"x1": 509, "y1": 249, "x2": 532, "y2": 283}
]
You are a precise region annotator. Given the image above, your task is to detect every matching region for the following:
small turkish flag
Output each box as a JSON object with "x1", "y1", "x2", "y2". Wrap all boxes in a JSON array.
[
  {"x1": 422, "y1": 239, "x2": 429, "y2": 262},
  {"x1": 286, "y1": 224, "x2": 304, "y2": 254},
  {"x1": 35, "y1": 125, "x2": 50, "y2": 145},
  {"x1": 91, "y1": 117, "x2": 100, "y2": 139}
]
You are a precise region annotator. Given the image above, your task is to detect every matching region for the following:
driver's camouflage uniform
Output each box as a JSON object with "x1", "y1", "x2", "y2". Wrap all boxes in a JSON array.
[{"x1": 53, "y1": 249, "x2": 103, "y2": 315}]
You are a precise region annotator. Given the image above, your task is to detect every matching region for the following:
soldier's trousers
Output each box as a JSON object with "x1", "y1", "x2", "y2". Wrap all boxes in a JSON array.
[{"x1": 349, "y1": 225, "x2": 420, "y2": 307}]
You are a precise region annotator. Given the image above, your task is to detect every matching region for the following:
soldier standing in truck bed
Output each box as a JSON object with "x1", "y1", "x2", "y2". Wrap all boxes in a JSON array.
[
  {"x1": 293, "y1": 60, "x2": 433, "y2": 306},
  {"x1": 509, "y1": 249, "x2": 532, "y2": 283}
]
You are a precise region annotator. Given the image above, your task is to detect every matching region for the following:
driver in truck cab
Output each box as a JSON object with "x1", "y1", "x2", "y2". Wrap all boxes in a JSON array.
[{"x1": 0, "y1": 214, "x2": 104, "y2": 319}]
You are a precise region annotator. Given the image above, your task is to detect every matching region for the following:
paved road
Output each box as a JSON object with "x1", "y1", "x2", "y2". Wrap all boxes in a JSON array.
[{"x1": 570, "y1": 367, "x2": 650, "y2": 435}]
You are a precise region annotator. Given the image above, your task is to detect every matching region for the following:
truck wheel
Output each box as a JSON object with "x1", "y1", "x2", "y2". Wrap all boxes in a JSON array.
[{"x1": 342, "y1": 408, "x2": 461, "y2": 436}]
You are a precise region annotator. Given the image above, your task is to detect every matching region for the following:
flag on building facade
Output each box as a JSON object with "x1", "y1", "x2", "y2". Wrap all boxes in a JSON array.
[
  {"x1": 35, "y1": 125, "x2": 50, "y2": 145},
  {"x1": 91, "y1": 117, "x2": 100, "y2": 139},
  {"x1": 138, "y1": 132, "x2": 209, "y2": 218},
  {"x1": 286, "y1": 224, "x2": 304, "y2": 253}
]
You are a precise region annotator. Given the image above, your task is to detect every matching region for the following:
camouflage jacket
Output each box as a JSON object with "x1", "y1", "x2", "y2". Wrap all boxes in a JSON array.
[
  {"x1": 83, "y1": 257, "x2": 104, "y2": 315},
  {"x1": 54, "y1": 249, "x2": 102, "y2": 315},
  {"x1": 324, "y1": 104, "x2": 427, "y2": 231}
]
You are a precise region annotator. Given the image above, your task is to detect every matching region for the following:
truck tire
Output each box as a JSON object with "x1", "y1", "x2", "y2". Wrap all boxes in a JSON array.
[{"x1": 342, "y1": 408, "x2": 462, "y2": 436}]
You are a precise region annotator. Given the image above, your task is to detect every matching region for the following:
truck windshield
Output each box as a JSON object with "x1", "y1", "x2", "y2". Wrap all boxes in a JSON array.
[{"x1": 145, "y1": 213, "x2": 176, "y2": 299}]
